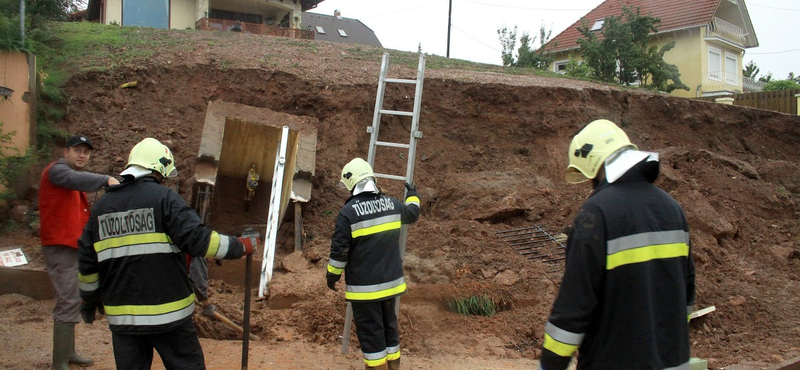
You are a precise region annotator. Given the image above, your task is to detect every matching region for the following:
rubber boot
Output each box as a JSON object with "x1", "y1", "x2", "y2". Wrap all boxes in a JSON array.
[
  {"x1": 52, "y1": 321, "x2": 71, "y2": 370},
  {"x1": 365, "y1": 362, "x2": 389, "y2": 370},
  {"x1": 67, "y1": 322, "x2": 94, "y2": 366},
  {"x1": 388, "y1": 358, "x2": 400, "y2": 370}
]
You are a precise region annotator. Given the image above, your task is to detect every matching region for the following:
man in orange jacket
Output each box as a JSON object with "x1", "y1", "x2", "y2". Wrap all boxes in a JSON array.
[{"x1": 38, "y1": 134, "x2": 119, "y2": 370}]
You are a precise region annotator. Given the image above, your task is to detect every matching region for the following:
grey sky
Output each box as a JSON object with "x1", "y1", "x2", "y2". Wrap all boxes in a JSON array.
[{"x1": 310, "y1": 0, "x2": 799, "y2": 80}]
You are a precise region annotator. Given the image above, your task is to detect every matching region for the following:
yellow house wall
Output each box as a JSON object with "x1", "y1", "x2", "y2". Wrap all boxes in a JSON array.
[
  {"x1": 0, "y1": 51, "x2": 32, "y2": 154},
  {"x1": 171, "y1": 0, "x2": 196, "y2": 29},
  {"x1": 547, "y1": 26, "x2": 745, "y2": 98},
  {"x1": 105, "y1": 0, "x2": 122, "y2": 25}
]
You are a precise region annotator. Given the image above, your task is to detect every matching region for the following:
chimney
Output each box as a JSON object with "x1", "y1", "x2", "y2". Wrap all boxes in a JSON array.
[{"x1": 334, "y1": 9, "x2": 342, "y2": 19}]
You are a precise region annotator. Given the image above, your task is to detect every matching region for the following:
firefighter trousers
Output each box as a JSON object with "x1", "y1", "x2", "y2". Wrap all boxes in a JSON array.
[
  {"x1": 111, "y1": 318, "x2": 206, "y2": 370},
  {"x1": 352, "y1": 298, "x2": 401, "y2": 366}
]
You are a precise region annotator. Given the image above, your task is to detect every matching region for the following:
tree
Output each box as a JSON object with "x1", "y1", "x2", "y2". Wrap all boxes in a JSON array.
[
  {"x1": 762, "y1": 79, "x2": 800, "y2": 91},
  {"x1": 758, "y1": 72, "x2": 773, "y2": 83},
  {"x1": 743, "y1": 60, "x2": 760, "y2": 79},
  {"x1": 497, "y1": 24, "x2": 555, "y2": 70},
  {"x1": 576, "y1": 5, "x2": 687, "y2": 91}
]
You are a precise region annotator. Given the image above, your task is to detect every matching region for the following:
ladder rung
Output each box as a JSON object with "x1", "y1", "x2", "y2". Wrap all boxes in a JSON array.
[
  {"x1": 379, "y1": 109, "x2": 413, "y2": 117},
  {"x1": 376, "y1": 141, "x2": 410, "y2": 149},
  {"x1": 385, "y1": 78, "x2": 417, "y2": 84},
  {"x1": 375, "y1": 173, "x2": 406, "y2": 181}
]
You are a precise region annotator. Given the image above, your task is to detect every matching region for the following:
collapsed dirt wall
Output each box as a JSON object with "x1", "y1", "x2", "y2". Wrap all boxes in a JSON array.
[{"x1": 51, "y1": 55, "x2": 800, "y2": 368}]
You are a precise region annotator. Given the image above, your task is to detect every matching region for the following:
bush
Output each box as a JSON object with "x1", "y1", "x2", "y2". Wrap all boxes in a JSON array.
[{"x1": 762, "y1": 80, "x2": 800, "y2": 91}]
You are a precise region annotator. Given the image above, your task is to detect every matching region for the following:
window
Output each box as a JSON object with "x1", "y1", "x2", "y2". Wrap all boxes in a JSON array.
[
  {"x1": 337, "y1": 29, "x2": 347, "y2": 37},
  {"x1": 708, "y1": 47, "x2": 722, "y2": 81},
  {"x1": 590, "y1": 19, "x2": 605, "y2": 32},
  {"x1": 315, "y1": 26, "x2": 325, "y2": 34},
  {"x1": 554, "y1": 60, "x2": 569, "y2": 74},
  {"x1": 725, "y1": 52, "x2": 738, "y2": 85},
  {"x1": 123, "y1": 0, "x2": 168, "y2": 28}
]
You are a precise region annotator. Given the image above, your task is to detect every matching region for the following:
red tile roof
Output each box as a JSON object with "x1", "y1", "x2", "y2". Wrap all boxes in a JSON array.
[{"x1": 546, "y1": 0, "x2": 720, "y2": 52}]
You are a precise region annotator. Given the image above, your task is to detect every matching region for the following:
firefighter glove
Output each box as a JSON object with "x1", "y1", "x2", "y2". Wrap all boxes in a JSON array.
[
  {"x1": 80, "y1": 302, "x2": 104, "y2": 324},
  {"x1": 326, "y1": 272, "x2": 340, "y2": 291},
  {"x1": 238, "y1": 227, "x2": 261, "y2": 256},
  {"x1": 404, "y1": 182, "x2": 418, "y2": 198}
]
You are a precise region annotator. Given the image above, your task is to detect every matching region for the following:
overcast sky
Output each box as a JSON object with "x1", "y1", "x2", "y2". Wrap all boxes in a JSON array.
[{"x1": 310, "y1": 0, "x2": 799, "y2": 80}]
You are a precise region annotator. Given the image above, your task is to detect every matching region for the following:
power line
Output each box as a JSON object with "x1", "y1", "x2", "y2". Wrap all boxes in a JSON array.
[
  {"x1": 451, "y1": 23, "x2": 502, "y2": 53},
  {"x1": 747, "y1": 2, "x2": 800, "y2": 11},
  {"x1": 748, "y1": 48, "x2": 800, "y2": 55},
  {"x1": 459, "y1": 0, "x2": 592, "y2": 12}
]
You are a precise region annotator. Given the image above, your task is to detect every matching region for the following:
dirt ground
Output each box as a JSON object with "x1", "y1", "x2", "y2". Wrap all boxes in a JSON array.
[{"x1": 1, "y1": 25, "x2": 800, "y2": 369}]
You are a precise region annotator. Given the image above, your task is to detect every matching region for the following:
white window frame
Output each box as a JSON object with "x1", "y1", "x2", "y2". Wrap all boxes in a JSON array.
[
  {"x1": 708, "y1": 46, "x2": 722, "y2": 81},
  {"x1": 725, "y1": 51, "x2": 738, "y2": 85},
  {"x1": 315, "y1": 26, "x2": 325, "y2": 34},
  {"x1": 337, "y1": 29, "x2": 347, "y2": 37},
  {"x1": 553, "y1": 59, "x2": 569, "y2": 74},
  {"x1": 590, "y1": 19, "x2": 605, "y2": 32}
]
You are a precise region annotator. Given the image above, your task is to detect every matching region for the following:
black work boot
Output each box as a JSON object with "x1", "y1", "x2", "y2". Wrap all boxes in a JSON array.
[
  {"x1": 67, "y1": 322, "x2": 94, "y2": 366},
  {"x1": 388, "y1": 358, "x2": 400, "y2": 370}
]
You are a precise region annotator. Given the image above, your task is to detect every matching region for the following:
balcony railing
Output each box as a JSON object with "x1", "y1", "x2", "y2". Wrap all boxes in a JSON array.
[
  {"x1": 707, "y1": 17, "x2": 746, "y2": 45},
  {"x1": 742, "y1": 76, "x2": 765, "y2": 92},
  {"x1": 195, "y1": 18, "x2": 314, "y2": 40}
]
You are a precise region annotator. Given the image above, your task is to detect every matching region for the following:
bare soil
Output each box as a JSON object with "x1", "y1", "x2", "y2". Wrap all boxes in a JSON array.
[{"x1": 2, "y1": 26, "x2": 800, "y2": 369}]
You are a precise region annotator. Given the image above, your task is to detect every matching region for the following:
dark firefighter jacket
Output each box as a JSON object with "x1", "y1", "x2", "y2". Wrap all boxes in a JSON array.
[
  {"x1": 541, "y1": 159, "x2": 696, "y2": 370},
  {"x1": 327, "y1": 191, "x2": 420, "y2": 301},
  {"x1": 78, "y1": 176, "x2": 247, "y2": 334}
]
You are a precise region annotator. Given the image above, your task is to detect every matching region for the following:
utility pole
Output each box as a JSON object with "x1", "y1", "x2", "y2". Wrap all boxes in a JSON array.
[
  {"x1": 446, "y1": 0, "x2": 452, "y2": 58},
  {"x1": 20, "y1": 0, "x2": 25, "y2": 42}
]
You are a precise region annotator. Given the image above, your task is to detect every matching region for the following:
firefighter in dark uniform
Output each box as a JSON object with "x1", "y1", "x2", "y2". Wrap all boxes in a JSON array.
[
  {"x1": 540, "y1": 119, "x2": 696, "y2": 370},
  {"x1": 77, "y1": 138, "x2": 259, "y2": 369},
  {"x1": 326, "y1": 158, "x2": 421, "y2": 370}
]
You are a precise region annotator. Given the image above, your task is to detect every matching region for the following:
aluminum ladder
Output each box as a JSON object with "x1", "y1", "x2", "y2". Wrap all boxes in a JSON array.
[
  {"x1": 341, "y1": 52, "x2": 426, "y2": 354},
  {"x1": 258, "y1": 126, "x2": 290, "y2": 299}
]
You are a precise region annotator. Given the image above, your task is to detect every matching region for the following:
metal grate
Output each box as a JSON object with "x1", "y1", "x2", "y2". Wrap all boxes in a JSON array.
[{"x1": 497, "y1": 225, "x2": 567, "y2": 264}]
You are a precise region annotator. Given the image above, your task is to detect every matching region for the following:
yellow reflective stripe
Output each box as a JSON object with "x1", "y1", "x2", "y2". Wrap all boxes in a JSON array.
[
  {"x1": 364, "y1": 357, "x2": 387, "y2": 367},
  {"x1": 205, "y1": 231, "x2": 221, "y2": 259},
  {"x1": 327, "y1": 264, "x2": 343, "y2": 274},
  {"x1": 606, "y1": 243, "x2": 689, "y2": 270},
  {"x1": 345, "y1": 282, "x2": 406, "y2": 301},
  {"x1": 104, "y1": 293, "x2": 195, "y2": 316},
  {"x1": 387, "y1": 351, "x2": 400, "y2": 361},
  {"x1": 95, "y1": 232, "x2": 170, "y2": 252},
  {"x1": 543, "y1": 333, "x2": 579, "y2": 357},
  {"x1": 351, "y1": 221, "x2": 401, "y2": 238},
  {"x1": 405, "y1": 196, "x2": 420, "y2": 205},
  {"x1": 78, "y1": 272, "x2": 98, "y2": 284}
]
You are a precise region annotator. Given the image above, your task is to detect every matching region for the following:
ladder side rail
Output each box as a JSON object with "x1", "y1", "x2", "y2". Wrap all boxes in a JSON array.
[
  {"x1": 258, "y1": 126, "x2": 290, "y2": 298},
  {"x1": 367, "y1": 53, "x2": 391, "y2": 166}
]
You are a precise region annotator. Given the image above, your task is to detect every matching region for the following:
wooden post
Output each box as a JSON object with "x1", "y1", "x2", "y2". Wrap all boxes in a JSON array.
[
  {"x1": 795, "y1": 94, "x2": 799, "y2": 116},
  {"x1": 294, "y1": 201, "x2": 303, "y2": 252}
]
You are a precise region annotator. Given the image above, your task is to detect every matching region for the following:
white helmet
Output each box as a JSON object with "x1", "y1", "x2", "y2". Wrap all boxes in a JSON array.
[
  {"x1": 125, "y1": 138, "x2": 178, "y2": 178},
  {"x1": 566, "y1": 119, "x2": 637, "y2": 183},
  {"x1": 340, "y1": 158, "x2": 375, "y2": 191}
]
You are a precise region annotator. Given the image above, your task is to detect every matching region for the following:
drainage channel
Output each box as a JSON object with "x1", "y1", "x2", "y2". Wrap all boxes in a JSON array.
[{"x1": 497, "y1": 224, "x2": 567, "y2": 264}]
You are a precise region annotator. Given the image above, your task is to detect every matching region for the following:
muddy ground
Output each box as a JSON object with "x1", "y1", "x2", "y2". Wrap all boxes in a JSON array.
[{"x1": 1, "y1": 25, "x2": 799, "y2": 369}]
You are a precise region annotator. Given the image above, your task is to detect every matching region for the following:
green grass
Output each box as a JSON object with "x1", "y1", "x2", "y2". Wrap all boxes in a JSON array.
[{"x1": 445, "y1": 294, "x2": 501, "y2": 317}]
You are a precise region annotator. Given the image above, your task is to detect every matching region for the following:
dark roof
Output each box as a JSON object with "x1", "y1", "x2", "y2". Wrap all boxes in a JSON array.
[
  {"x1": 301, "y1": 12, "x2": 382, "y2": 48},
  {"x1": 546, "y1": 0, "x2": 755, "y2": 53},
  {"x1": 300, "y1": 0, "x2": 325, "y2": 12}
]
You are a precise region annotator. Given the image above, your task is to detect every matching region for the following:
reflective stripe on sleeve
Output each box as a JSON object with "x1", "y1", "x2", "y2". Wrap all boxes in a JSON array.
[
  {"x1": 345, "y1": 277, "x2": 406, "y2": 301},
  {"x1": 543, "y1": 321, "x2": 582, "y2": 357},
  {"x1": 350, "y1": 215, "x2": 402, "y2": 238},
  {"x1": 327, "y1": 264, "x2": 344, "y2": 274},
  {"x1": 606, "y1": 230, "x2": 690, "y2": 270},
  {"x1": 105, "y1": 293, "x2": 196, "y2": 326},
  {"x1": 327, "y1": 258, "x2": 347, "y2": 275},
  {"x1": 405, "y1": 196, "x2": 420, "y2": 207},
  {"x1": 78, "y1": 272, "x2": 99, "y2": 292},
  {"x1": 205, "y1": 231, "x2": 229, "y2": 259}
]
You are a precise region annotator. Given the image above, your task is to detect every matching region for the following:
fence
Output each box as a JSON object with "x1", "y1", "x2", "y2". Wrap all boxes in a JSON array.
[
  {"x1": 195, "y1": 18, "x2": 314, "y2": 40},
  {"x1": 697, "y1": 89, "x2": 800, "y2": 115}
]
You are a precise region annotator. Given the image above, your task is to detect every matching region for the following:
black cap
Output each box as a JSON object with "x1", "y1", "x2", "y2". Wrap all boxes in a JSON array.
[{"x1": 65, "y1": 135, "x2": 94, "y2": 150}]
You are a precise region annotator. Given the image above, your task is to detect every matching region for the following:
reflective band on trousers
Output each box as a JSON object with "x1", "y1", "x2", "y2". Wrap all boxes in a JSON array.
[
  {"x1": 345, "y1": 277, "x2": 406, "y2": 301},
  {"x1": 105, "y1": 294, "x2": 195, "y2": 326},
  {"x1": 543, "y1": 321, "x2": 582, "y2": 357},
  {"x1": 387, "y1": 345, "x2": 401, "y2": 361},
  {"x1": 350, "y1": 214, "x2": 402, "y2": 238},
  {"x1": 606, "y1": 230, "x2": 690, "y2": 270},
  {"x1": 363, "y1": 349, "x2": 388, "y2": 367}
]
